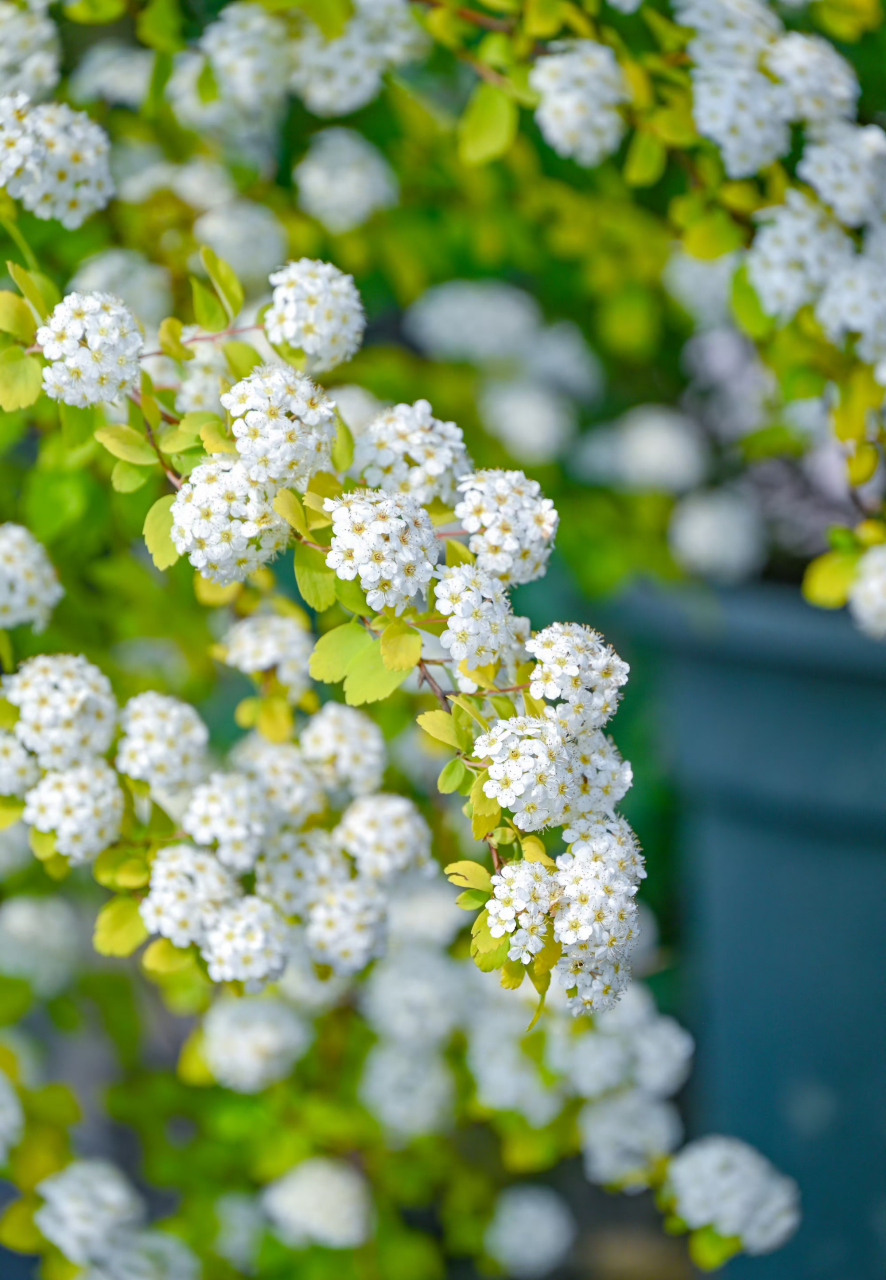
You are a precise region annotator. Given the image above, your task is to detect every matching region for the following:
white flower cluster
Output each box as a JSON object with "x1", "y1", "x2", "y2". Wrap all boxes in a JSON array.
[
  {"x1": 325, "y1": 489, "x2": 440, "y2": 613},
  {"x1": 669, "y1": 487, "x2": 767, "y2": 585},
  {"x1": 435, "y1": 564, "x2": 521, "y2": 674},
  {"x1": 3, "y1": 653, "x2": 116, "y2": 769},
  {"x1": 0, "y1": 522, "x2": 63, "y2": 632},
  {"x1": 182, "y1": 770, "x2": 265, "y2": 872},
  {"x1": 256, "y1": 827, "x2": 345, "y2": 919},
  {"x1": 37, "y1": 291, "x2": 143, "y2": 407},
  {"x1": 170, "y1": 457, "x2": 289, "y2": 585},
  {"x1": 68, "y1": 248, "x2": 172, "y2": 330},
  {"x1": 300, "y1": 700, "x2": 386, "y2": 795},
  {"x1": 814, "y1": 220, "x2": 886, "y2": 379},
  {"x1": 352, "y1": 399, "x2": 471, "y2": 506},
  {"x1": 335, "y1": 793, "x2": 430, "y2": 879},
  {"x1": 746, "y1": 191, "x2": 852, "y2": 325},
  {"x1": 527, "y1": 622, "x2": 630, "y2": 731},
  {"x1": 221, "y1": 614, "x2": 315, "y2": 703},
  {"x1": 290, "y1": 0, "x2": 427, "y2": 117},
  {"x1": 202, "y1": 994, "x2": 310, "y2": 1093},
  {"x1": 797, "y1": 122, "x2": 886, "y2": 229},
  {"x1": 579, "y1": 1086, "x2": 683, "y2": 1187},
  {"x1": 24, "y1": 759, "x2": 123, "y2": 862},
  {"x1": 849, "y1": 544, "x2": 886, "y2": 640},
  {"x1": 264, "y1": 259, "x2": 365, "y2": 374},
  {"x1": 262, "y1": 1157, "x2": 372, "y2": 1249},
  {"x1": 173, "y1": 330, "x2": 227, "y2": 416},
  {"x1": 203, "y1": 894, "x2": 290, "y2": 985},
  {"x1": 0, "y1": 894, "x2": 80, "y2": 996},
  {"x1": 529, "y1": 40, "x2": 629, "y2": 169},
  {"x1": 83, "y1": 1230, "x2": 199, "y2": 1280},
  {"x1": 230, "y1": 735, "x2": 325, "y2": 828},
  {"x1": 0, "y1": 1069, "x2": 23, "y2": 1164},
  {"x1": 69, "y1": 40, "x2": 154, "y2": 111},
  {"x1": 0, "y1": 94, "x2": 112, "y2": 228},
  {"x1": 139, "y1": 842, "x2": 238, "y2": 949},
  {"x1": 306, "y1": 873, "x2": 386, "y2": 975},
  {"x1": 666, "y1": 1136, "x2": 801, "y2": 1254},
  {"x1": 0, "y1": 1, "x2": 59, "y2": 101},
  {"x1": 484, "y1": 1185, "x2": 577, "y2": 1280},
  {"x1": 221, "y1": 364, "x2": 338, "y2": 492},
  {"x1": 0, "y1": 731, "x2": 39, "y2": 796},
  {"x1": 115, "y1": 692, "x2": 208, "y2": 792},
  {"x1": 478, "y1": 379, "x2": 577, "y2": 466},
  {"x1": 575, "y1": 404, "x2": 710, "y2": 495},
  {"x1": 455, "y1": 470, "x2": 558, "y2": 585},
  {"x1": 193, "y1": 198, "x2": 288, "y2": 291},
  {"x1": 295, "y1": 127, "x2": 398, "y2": 233}
]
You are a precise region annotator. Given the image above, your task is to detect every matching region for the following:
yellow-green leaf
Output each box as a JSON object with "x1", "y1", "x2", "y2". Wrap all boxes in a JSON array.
[
  {"x1": 624, "y1": 129, "x2": 667, "y2": 187},
  {"x1": 93, "y1": 896, "x2": 149, "y2": 956},
  {"x1": 445, "y1": 538, "x2": 475, "y2": 567},
  {"x1": 59, "y1": 402, "x2": 95, "y2": 446},
  {"x1": 0, "y1": 797, "x2": 24, "y2": 830},
  {"x1": 500, "y1": 958, "x2": 525, "y2": 989},
  {"x1": 158, "y1": 316, "x2": 194, "y2": 362},
  {"x1": 417, "y1": 709, "x2": 461, "y2": 748},
  {"x1": 730, "y1": 264, "x2": 776, "y2": 340},
  {"x1": 177, "y1": 1028, "x2": 214, "y2": 1085},
  {"x1": 29, "y1": 827, "x2": 56, "y2": 860},
  {"x1": 343, "y1": 639, "x2": 412, "y2": 705},
  {"x1": 143, "y1": 494, "x2": 180, "y2": 571},
  {"x1": 456, "y1": 888, "x2": 491, "y2": 909},
  {"x1": 200, "y1": 246, "x2": 244, "y2": 320},
  {"x1": 380, "y1": 618, "x2": 422, "y2": 672},
  {"x1": 6, "y1": 261, "x2": 53, "y2": 320},
  {"x1": 523, "y1": 0, "x2": 563, "y2": 37},
  {"x1": 521, "y1": 834, "x2": 556, "y2": 867},
  {"x1": 93, "y1": 845, "x2": 150, "y2": 889},
  {"x1": 257, "y1": 695, "x2": 293, "y2": 743},
  {"x1": 64, "y1": 0, "x2": 126, "y2": 22},
  {"x1": 309, "y1": 621, "x2": 373, "y2": 683},
  {"x1": 142, "y1": 937, "x2": 194, "y2": 974},
  {"x1": 0, "y1": 291, "x2": 36, "y2": 343},
  {"x1": 688, "y1": 1226, "x2": 743, "y2": 1271},
  {"x1": 331, "y1": 417, "x2": 354, "y2": 471},
  {"x1": 199, "y1": 419, "x2": 237, "y2": 454},
  {"x1": 136, "y1": 0, "x2": 185, "y2": 52},
  {"x1": 438, "y1": 757, "x2": 467, "y2": 794},
  {"x1": 801, "y1": 551, "x2": 860, "y2": 609},
  {"x1": 0, "y1": 1198, "x2": 43, "y2": 1253},
  {"x1": 294, "y1": 542, "x2": 337, "y2": 612},
  {"x1": 293, "y1": 0, "x2": 353, "y2": 40},
  {"x1": 111, "y1": 461, "x2": 150, "y2": 493},
  {"x1": 223, "y1": 340, "x2": 262, "y2": 380},
  {"x1": 682, "y1": 209, "x2": 744, "y2": 260},
  {"x1": 190, "y1": 276, "x2": 228, "y2": 333},
  {"x1": 335, "y1": 575, "x2": 369, "y2": 615},
  {"x1": 458, "y1": 82, "x2": 518, "y2": 167},
  {"x1": 473, "y1": 937, "x2": 510, "y2": 971},
  {"x1": 0, "y1": 347, "x2": 42, "y2": 412},
  {"x1": 445, "y1": 860, "x2": 493, "y2": 891},
  {"x1": 273, "y1": 488, "x2": 309, "y2": 538},
  {"x1": 94, "y1": 424, "x2": 156, "y2": 466}
]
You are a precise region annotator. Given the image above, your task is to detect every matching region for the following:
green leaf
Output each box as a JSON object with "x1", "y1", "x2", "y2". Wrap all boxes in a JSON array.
[
  {"x1": 309, "y1": 621, "x2": 373, "y2": 683},
  {"x1": 293, "y1": 0, "x2": 353, "y2": 37},
  {"x1": 190, "y1": 276, "x2": 228, "y2": 333},
  {"x1": 457, "y1": 82, "x2": 518, "y2": 167},
  {"x1": 136, "y1": 0, "x2": 184, "y2": 53},
  {"x1": 294, "y1": 542, "x2": 337, "y2": 612},
  {"x1": 158, "y1": 316, "x2": 194, "y2": 362},
  {"x1": 0, "y1": 797, "x2": 24, "y2": 830},
  {"x1": 143, "y1": 494, "x2": 180, "y2": 571},
  {"x1": 200, "y1": 420, "x2": 237, "y2": 454},
  {"x1": 445, "y1": 538, "x2": 474, "y2": 567},
  {"x1": 380, "y1": 618, "x2": 422, "y2": 672},
  {"x1": 523, "y1": 0, "x2": 563, "y2": 36},
  {"x1": 93, "y1": 846, "x2": 150, "y2": 890},
  {"x1": 111, "y1": 461, "x2": 150, "y2": 493},
  {"x1": 196, "y1": 57, "x2": 219, "y2": 103},
  {"x1": 456, "y1": 888, "x2": 491, "y2": 909},
  {"x1": 93, "y1": 896, "x2": 149, "y2": 957},
  {"x1": 0, "y1": 347, "x2": 42, "y2": 412},
  {"x1": 470, "y1": 770, "x2": 500, "y2": 839},
  {"x1": 683, "y1": 209, "x2": 744, "y2": 261},
  {"x1": 0, "y1": 291, "x2": 36, "y2": 343},
  {"x1": 0, "y1": 634, "x2": 11, "y2": 675},
  {"x1": 624, "y1": 129, "x2": 668, "y2": 187},
  {"x1": 335, "y1": 575, "x2": 369, "y2": 615},
  {"x1": 94, "y1": 424, "x2": 156, "y2": 466},
  {"x1": 500, "y1": 958, "x2": 525, "y2": 989},
  {"x1": 730, "y1": 263, "x2": 776, "y2": 340},
  {"x1": 273, "y1": 488, "x2": 309, "y2": 538},
  {"x1": 472, "y1": 936, "x2": 509, "y2": 971},
  {"x1": 142, "y1": 937, "x2": 194, "y2": 974},
  {"x1": 688, "y1": 1226, "x2": 742, "y2": 1271},
  {"x1": 417, "y1": 709, "x2": 460, "y2": 748},
  {"x1": 0, "y1": 1199, "x2": 43, "y2": 1253},
  {"x1": 801, "y1": 551, "x2": 860, "y2": 609},
  {"x1": 28, "y1": 826, "x2": 56, "y2": 860},
  {"x1": 521, "y1": 834, "x2": 556, "y2": 867},
  {"x1": 331, "y1": 417, "x2": 354, "y2": 471},
  {"x1": 343, "y1": 639, "x2": 412, "y2": 705},
  {"x1": 445, "y1": 860, "x2": 492, "y2": 891},
  {"x1": 59, "y1": 403, "x2": 95, "y2": 446},
  {"x1": 223, "y1": 340, "x2": 262, "y2": 380},
  {"x1": 64, "y1": 0, "x2": 126, "y2": 22},
  {"x1": 200, "y1": 246, "x2": 244, "y2": 321},
  {"x1": 438, "y1": 757, "x2": 467, "y2": 794},
  {"x1": 6, "y1": 261, "x2": 54, "y2": 320}
]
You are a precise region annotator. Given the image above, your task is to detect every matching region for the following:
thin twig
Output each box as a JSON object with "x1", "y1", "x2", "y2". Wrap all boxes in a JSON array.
[
  {"x1": 417, "y1": 658, "x2": 451, "y2": 710},
  {"x1": 140, "y1": 323, "x2": 262, "y2": 360},
  {"x1": 413, "y1": 0, "x2": 514, "y2": 32},
  {"x1": 131, "y1": 394, "x2": 183, "y2": 489}
]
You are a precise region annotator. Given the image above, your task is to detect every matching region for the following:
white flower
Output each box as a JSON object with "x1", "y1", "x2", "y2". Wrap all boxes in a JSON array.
[
  {"x1": 667, "y1": 1136, "x2": 800, "y2": 1255},
  {"x1": 69, "y1": 40, "x2": 154, "y2": 110},
  {"x1": 455, "y1": 470, "x2": 558, "y2": 586},
  {"x1": 139, "y1": 842, "x2": 239, "y2": 949},
  {"x1": 484, "y1": 1185, "x2": 577, "y2": 1279},
  {"x1": 170, "y1": 457, "x2": 289, "y2": 586},
  {"x1": 0, "y1": 2, "x2": 59, "y2": 100},
  {"x1": 797, "y1": 122, "x2": 886, "y2": 228},
  {"x1": 691, "y1": 67, "x2": 790, "y2": 178},
  {"x1": 35, "y1": 1160, "x2": 144, "y2": 1266},
  {"x1": 81, "y1": 1229, "x2": 200, "y2": 1280},
  {"x1": 182, "y1": 770, "x2": 266, "y2": 872},
  {"x1": 255, "y1": 826, "x2": 346, "y2": 918},
  {"x1": 361, "y1": 944, "x2": 464, "y2": 1046},
  {"x1": 334, "y1": 792, "x2": 431, "y2": 880},
  {"x1": 295, "y1": 128, "x2": 398, "y2": 233},
  {"x1": 221, "y1": 614, "x2": 314, "y2": 703},
  {"x1": 116, "y1": 692, "x2": 208, "y2": 791},
  {"x1": 300, "y1": 701, "x2": 385, "y2": 796},
  {"x1": 306, "y1": 874, "x2": 386, "y2": 975},
  {"x1": 746, "y1": 191, "x2": 852, "y2": 324},
  {"x1": 0, "y1": 731, "x2": 39, "y2": 796},
  {"x1": 359, "y1": 1042, "x2": 453, "y2": 1140},
  {"x1": 325, "y1": 488, "x2": 440, "y2": 614},
  {"x1": 264, "y1": 259, "x2": 365, "y2": 374},
  {"x1": 763, "y1": 32, "x2": 858, "y2": 125},
  {"x1": 0, "y1": 895, "x2": 79, "y2": 996},
  {"x1": 24, "y1": 759, "x2": 123, "y2": 862},
  {"x1": 0, "y1": 523, "x2": 63, "y2": 632},
  {"x1": 848, "y1": 544, "x2": 886, "y2": 640},
  {"x1": 68, "y1": 249, "x2": 172, "y2": 329},
  {"x1": 527, "y1": 622, "x2": 629, "y2": 730},
  {"x1": 352, "y1": 398, "x2": 471, "y2": 506},
  {"x1": 478, "y1": 378, "x2": 577, "y2": 465},
  {"x1": 576, "y1": 406, "x2": 709, "y2": 494},
  {"x1": 229, "y1": 734, "x2": 325, "y2": 831},
  {"x1": 435, "y1": 563, "x2": 514, "y2": 672},
  {"x1": 201, "y1": 894, "x2": 290, "y2": 987},
  {"x1": 202, "y1": 995, "x2": 310, "y2": 1093},
  {"x1": 530, "y1": 41, "x2": 629, "y2": 169},
  {"x1": 0, "y1": 1070, "x2": 23, "y2": 1164},
  {"x1": 262, "y1": 1157, "x2": 372, "y2": 1249},
  {"x1": 0, "y1": 95, "x2": 113, "y2": 228},
  {"x1": 669, "y1": 488, "x2": 767, "y2": 584},
  {"x1": 37, "y1": 291, "x2": 142, "y2": 407},
  {"x1": 580, "y1": 1088, "x2": 682, "y2": 1187},
  {"x1": 193, "y1": 198, "x2": 287, "y2": 290},
  {"x1": 221, "y1": 364, "x2": 338, "y2": 492},
  {"x1": 404, "y1": 279, "x2": 543, "y2": 365}
]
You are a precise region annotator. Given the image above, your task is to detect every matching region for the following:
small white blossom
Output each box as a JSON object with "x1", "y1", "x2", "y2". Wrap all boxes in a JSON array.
[
  {"x1": 263, "y1": 1157, "x2": 372, "y2": 1249},
  {"x1": 37, "y1": 291, "x2": 142, "y2": 407},
  {"x1": 116, "y1": 692, "x2": 208, "y2": 791},
  {"x1": 82, "y1": 1229, "x2": 199, "y2": 1280},
  {"x1": 763, "y1": 32, "x2": 858, "y2": 124},
  {"x1": 361, "y1": 944, "x2": 465, "y2": 1046},
  {"x1": 0, "y1": 731, "x2": 39, "y2": 796},
  {"x1": 300, "y1": 701, "x2": 385, "y2": 796},
  {"x1": 202, "y1": 995, "x2": 310, "y2": 1093},
  {"x1": 797, "y1": 122, "x2": 886, "y2": 228},
  {"x1": 352, "y1": 399, "x2": 471, "y2": 506},
  {"x1": 478, "y1": 378, "x2": 577, "y2": 465},
  {"x1": 0, "y1": 895, "x2": 79, "y2": 996},
  {"x1": 182, "y1": 770, "x2": 266, "y2": 872},
  {"x1": 530, "y1": 41, "x2": 629, "y2": 169},
  {"x1": 527, "y1": 622, "x2": 629, "y2": 730},
  {"x1": 35, "y1": 1160, "x2": 144, "y2": 1266},
  {"x1": 221, "y1": 364, "x2": 338, "y2": 492},
  {"x1": 264, "y1": 259, "x2": 365, "y2": 374},
  {"x1": 24, "y1": 759, "x2": 123, "y2": 862},
  {"x1": 359, "y1": 1042, "x2": 453, "y2": 1140},
  {"x1": 325, "y1": 489, "x2": 440, "y2": 614},
  {"x1": 173, "y1": 329, "x2": 227, "y2": 416},
  {"x1": 485, "y1": 1185, "x2": 577, "y2": 1279},
  {"x1": 69, "y1": 40, "x2": 154, "y2": 110},
  {"x1": 0, "y1": 523, "x2": 63, "y2": 633},
  {"x1": 221, "y1": 614, "x2": 314, "y2": 703},
  {"x1": 295, "y1": 127, "x2": 398, "y2": 233},
  {"x1": 455, "y1": 470, "x2": 558, "y2": 586},
  {"x1": 692, "y1": 67, "x2": 790, "y2": 178},
  {"x1": 201, "y1": 894, "x2": 290, "y2": 987},
  {"x1": 140, "y1": 842, "x2": 239, "y2": 949}
]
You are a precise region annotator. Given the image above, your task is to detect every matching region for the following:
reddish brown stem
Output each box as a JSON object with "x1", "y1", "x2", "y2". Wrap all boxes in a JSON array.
[
  {"x1": 139, "y1": 323, "x2": 262, "y2": 361},
  {"x1": 413, "y1": 0, "x2": 514, "y2": 32}
]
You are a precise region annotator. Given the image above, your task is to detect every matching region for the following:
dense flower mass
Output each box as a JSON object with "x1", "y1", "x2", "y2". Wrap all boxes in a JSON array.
[
  {"x1": 529, "y1": 41, "x2": 629, "y2": 168},
  {"x1": 36, "y1": 291, "x2": 142, "y2": 406},
  {"x1": 352, "y1": 399, "x2": 471, "y2": 505},
  {"x1": 116, "y1": 692, "x2": 208, "y2": 791},
  {"x1": 3, "y1": 653, "x2": 116, "y2": 769},
  {"x1": 300, "y1": 701, "x2": 386, "y2": 795},
  {"x1": 221, "y1": 365, "x2": 338, "y2": 491},
  {"x1": 264, "y1": 259, "x2": 365, "y2": 373},
  {"x1": 139, "y1": 842, "x2": 238, "y2": 949},
  {"x1": 435, "y1": 563, "x2": 516, "y2": 672},
  {"x1": 0, "y1": 522, "x2": 63, "y2": 631},
  {"x1": 455, "y1": 471, "x2": 558, "y2": 585},
  {"x1": 0, "y1": 2, "x2": 59, "y2": 101},
  {"x1": 335, "y1": 793, "x2": 430, "y2": 879},
  {"x1": 325, "y1": 488, "x2": 440, "y2": 613},
  {"x1": 202, "y1": 995, "x2": 309, "y2": 1093},
  {"x1": 0, "y1": 94, "x2": 112, "y2": 227},
  {"x1": 23, "y1": 758, "x2": 123, "y2": 861},
  {"x1": 182, "y1": 770, "x2": 265, "y2": 871},
  {"x1": 0, "y1": 731, "x2": 39, "y2": 796},
  {"x1": 221, "y1": 614, "x2": 314, "y2": 702},
  {"x1": 262, "y1": 1157, "x2": 372, "y2": 1249},
  {"x1": 527, "y1": 622, "x2": 630, "y2": 730},
  {"x1": 295, "y1": 127, "x2": 398, "y2": 233},
  {"x1": 202, "y1": 894, "x2": 290, "y2": 985},
  {"x1": 230, "y1": 735, "x2": 325, "y2": 828}
]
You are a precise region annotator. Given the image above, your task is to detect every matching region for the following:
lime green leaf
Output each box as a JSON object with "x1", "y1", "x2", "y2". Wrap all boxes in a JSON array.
[
  {"x1": 683, "y1": 209, "x2": 744, "y2": 260},
  {"x1": 294, "y1": 542, "x2": 337, "y2": 612},
  {"x1": 293, "y1": 0, "x2": 352, "y2": 37},
  {"x1": 523, "y1": 0, "x2": 563, "y2": 36},
  {"x1": 143, "y1": 494, "x2": 180, "y2": 571},
  {"x1": 223, "y1": 340, "x2": 262, "y2": 380},
  {"x1": 0, "y1": 291, "x2": 36, "y2": 343},
  {"x1": 624, "y1": 129, "x2": 668, "y2": 187},
  {"x1": 417, "y1": 709, "x2": 460, "y2": 748},
  {"x1": 178, "y1": 1028, "x2": 214, "y2": 1085},
  {"x1": 59, "y1": 403, "x2": 95, "y2": 446},
  {"x1": 473, "y1": 936, "x2": 509, "y2": 971},
  {"x1": 730, "y1": 263, "x2": 776, "y2": 340},
  {"x1": 525, "y1": 988, "x2": 547, "y2": 1032},
  {"x1": 196, "y1": 57, "x2": 219, "y2": 103},
  {"x1": 0, "y1": 699, "x2": 18, "y2": 730},
  {"x1": 335, "y1": 576, "x2": 369, "y2": 615},
  {"x1": 0, "y1": 634, "x2": 10, "y2": 674},
  {"x1": 200, "y1": 246, "x2": 245, "y2": 320},
  {"x1": 111, "y1": 461, "x2": 150, "y2": 493},
  {"x1": 332, "y1": 417, "x2": 354, "y2": 471},
  {"x1": 199, "y1": 420, "x2": 237, "y2": 454},
  {"x1": 93, "y1": 845, "x2": 150, "y2": 889},
  {"x1": 445, "y1": 860, "x2": 492, "y2": 891},
  {"x1": 142, "y1": 937, "x2": 194, "y2": 974},
  {"x1": 343, "y1": 639, "x2": 412, "y2": 705},
  {"x1": 0, "y1": 347, "x2": 42, "y2": 412},
  {"x1": 380, "y1": 618, "x2": 422, "y2": 672},
  {"x1": 93, "y1": 896, "x2": 149, "y2": 957},
  {"x1": 445, "y1": 538, "x2": 474, "y2": 567},
  {"x1": 521, "y1": 834, "x2": 556, "y2": 867},
  {"x1": 28, "y1": 827, "x2": 56, "y2": 860},
  {"x1": 273, "y1": 488, "x2": 309, "y2": 538},
  {"x1": 6, "y1": 261, "x2": 53, "y2": 320},
  {"x1": 64, "y1": 0, "x2": 126, "y2": 22},
  {"x1": 0, "y1": 1198, "x2": 43, "y2": 1253},
  {"x1": 137, "y1": 0, "x2": 184, "y2": 51},
  {"x1": 688, "y1": 1226, "x2": 742, "y2": 1271},
  {"x1": 456, "y1": 888, "x2": 491, "y2": 909},
  {"x1": 500, "y1": 958, "x2": 525, "y2": 989},
  {"x1": 458, "y1": 82, "x2": 518, "y2": 167},
  {"x1": 801, "y1": 550, "x2": 860, "y2": 609},
  {"x1": 158, "y1": 316, "x2": 194, "y2": 362},
  {"x1": 438, "y1": 757, "x2": 467, "y2": 793},
  {"x1": 0, "y1": 797, "x2": 24, "y2": 830},
  {"x1": 190, "y1": 276, "x2": 227, "y2": 333},
  {"x1": 309, "y1": 621, "x2": 373, "y2": 683},
  {"x1": 94, "y1": 424, "x2": 156, "y2": 466}
]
